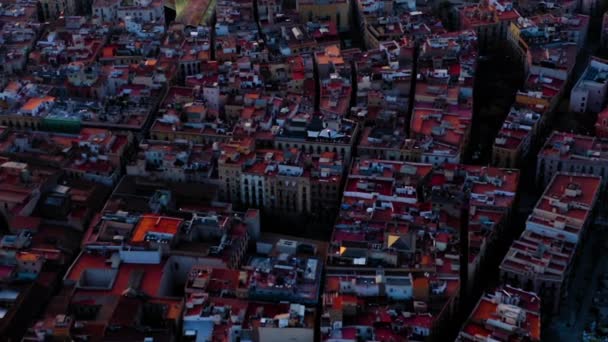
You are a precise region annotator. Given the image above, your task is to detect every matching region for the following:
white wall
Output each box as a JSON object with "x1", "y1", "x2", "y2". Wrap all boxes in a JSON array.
[
  {"x1": 525, "y1": 220, "x2": 579, "y2": 244},
  {"x1": 119, "y1": 248, "x2": 162, "y2": 264}
]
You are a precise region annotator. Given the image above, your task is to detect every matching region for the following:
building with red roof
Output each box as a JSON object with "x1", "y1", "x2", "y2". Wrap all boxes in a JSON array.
[
  {"x1": 23, "y1": 244, "x2": 183, "y2": 341},
  {"x1": 492, "y1": 106, "x2": 542, "y2": 169},
  {"x1": 457, "y1": 285, "x2": 541, "y2": 342},
  {"x1": 508, "y1": 13, "x2": 589, "y2": 77},
  {"x1": 183, "y1": 293, "x2": 315, "y2": 342},
  {"x1": 500, "y1": 230, "x2": 575, "y2": 315},
  {"x1": 526, "y1": 173, "x2": 600, "y2": 244},
  {"x1": 324, "y1": 159, "x2": 515, "y2": 340},
  {"x1": 412, "y1": 30, "x2": 477, "y2": 165},
  {"x1": 322, "y1": 269, "x2": 459, "y2": 341},
  {"x1": 325, "y1": 158, "x2": 523, "y2": 339},
  {"x1": 536, "y1": 131, "x2": 608, "y2": 188},
  {"x1": 352, "y1": 41, "x2": 413, "y2": 125},
  {"x1": 127, "y1": 139, "x2": 216, "y2": 184},
  {"x1": 0, "y1": 160, "x2": 57, "y2": 222},
  {"x1": 0, "y1": 207, "x2": 90, "y2": 340},
  {"x1": 460, "y1": 0, "x2": 521, "y2": 50},
  {"x1": 218, "y1": 142, "x2": 344, "y2": 217},
  {"x1": 0, "y1": 127, "x2": 132, "y2": 186},
  {"x1": 500, "y1": 173, "x2": 600, "y2": 313}
]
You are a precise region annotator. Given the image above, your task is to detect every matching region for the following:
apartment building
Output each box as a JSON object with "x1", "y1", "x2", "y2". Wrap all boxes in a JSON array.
[
  {"x1": 570, "y1": 57, "x2": 608, "y2": 113},
  {"x1": 500, "y1": 173, "x2": 601, "y2": 313}
]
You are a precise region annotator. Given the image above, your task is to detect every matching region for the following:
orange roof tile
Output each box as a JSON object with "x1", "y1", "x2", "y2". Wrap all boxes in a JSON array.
[{"x1": 131, "y1": 214, "x2": 183, "y2": 243}]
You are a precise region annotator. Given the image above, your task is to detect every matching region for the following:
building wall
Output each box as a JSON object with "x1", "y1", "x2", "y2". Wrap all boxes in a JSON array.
[
  {"x1": 507, "y1": 22, "x2": 526, "y2": 59},
  {"x1": 203, "y1": 85, "x2": 221, "y2": 110},
  {"x1": 150, "y1": 129, "x2": 231, "y2": 145},
  {"x1": 117, "y1": 5, "x2": 164, "y2": 22},
  {"x1": 515, "y1": 93, "x2": 550, "y2": 110},
  {"x1": 65, "y1": 167, "x2": 119, "y2": 186},
  {"x1": 536, "y1": 157, "x2": 608, "y2": 188},
  {"x1": 602, "y1": 13, "x2": 608, "y2": 49},
  {"x1": 160, "y1": 255, "x2": 228, "y2": 296},
  {"x1": 357, "y1": 146, "x2": 422, "y2": 162},
  {"x1": 256, "y1": 327, "x2": 315, "y2": 342},
  {"x1": 218, "y1": 162, "x2": 242, "y2": 203},
  {"x1": 311, "y1": 179, "x2": 340, "y2": 217},
  {"x1": 40, "y1": 0, "x2": 77, "y2": 20},
  {"x1": 385, "y1": 282, "x2": 413, "y2": 300},
  {"x1": 17, "y1": 257, "x2": 43, "y2": 275},
  {"x1": 580, "y1": 0, "x2": 598, "y2": 14},
  {"x1": 569, "y1": 87, "x2": 590, "y2": 113},
  {"x1": 274, "y1": 139, "x2": 353, "y2": 162},
  {"x1": 422, "y1": 152, "x2": 460, "y2": 166},
  {"x1": 468, "y1": 20, "x2": 512, "y2": 52},
  {"x1": 0, "y1": 189, "x2": 40, "y2": 221},
  {"x1": 297, "y1": 1, "x2": 351, "y2": 32},
  {"x1": 500, "y1": 268, "x2": 563, "y2": 314},
  {"x1": 0, "y1": 116, "x2": 42, "y2": 130},
  {"x1": 241, "y1": 173, "x2": 266, "y2": 208},
  {"x1": 119, "y1": 249, "x2": 162, "y2": 264},
  {"x1": 597, "y1": 114, "x2": 608, "y2": 138},
  {"x1": 493, "y1": 146, "x2": 516, "y2": 169},
  {"x1": 570, "y1": 80, "x2": 607, "y2": 113},
  {"x1": 92, "y1": 3, "x2": 119, "y2": 22},
  {"x1": 525, "y1": 220, "x2": 579, "y2": 244},
  {"x1": 530, "y1": 65, "x2": 569, "y2": 82},
  {"x1": 266, "y1": 176, "x2": 311, "y2": 213}
]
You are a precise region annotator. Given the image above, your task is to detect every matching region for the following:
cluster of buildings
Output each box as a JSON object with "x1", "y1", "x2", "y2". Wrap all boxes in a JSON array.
[
  {"x1": 411, "y1": 30, "x2": 477, "y2": 165},
  {"x1": 0, "y1": 127, "x2": 132, "y2": 185},
  {"x1": 458, "y1": 0, "x2": 520, "y2": 51},
  {"x1": 321, "y1": 159, "x2": 521, "y2": 340},
  {"x1": 500, "y1": 173, "x2": 600, "y2": 313},
  {"x1": 0, "y1": 15, "x2": 170, "y2": 132},
  {"x1": 18, "y1": 173, "x2": 329, "y2": 341},
  {"x1": 456, "y1": 285, "x2": 541, "y2": 341},
  {"x1": 0, "y1": 2, "x2": 41, "y2": 76},
  {"x1": 0, "y1": 0, "x2": 607, "y2": 339},
  {"x1": 0, "y1": 144, "x2": 113, "y2": 339},
  {"x1": 456, "y1": 135, "x2": 603, "y2": 340},
  {"x1": 488, "y1": 8, "x2": 590, "y2": 168}
]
